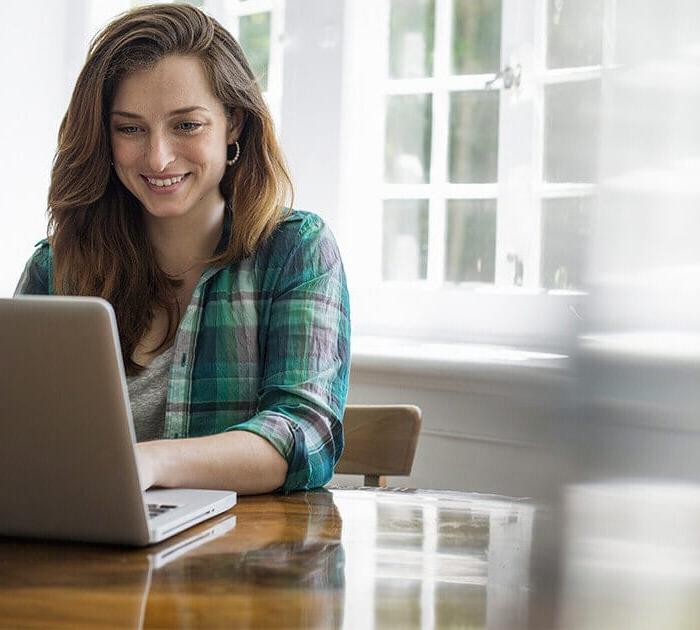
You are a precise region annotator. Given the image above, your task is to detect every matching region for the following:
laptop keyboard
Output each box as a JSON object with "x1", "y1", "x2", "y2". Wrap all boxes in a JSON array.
[{"x1": 148, "y1": 503, "x2": 179, "y2": 519}]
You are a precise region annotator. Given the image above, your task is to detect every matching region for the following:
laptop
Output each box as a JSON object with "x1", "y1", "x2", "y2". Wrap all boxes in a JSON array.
[{"x1": 0, "y1": 295, "x2": 236, "y2": 546}]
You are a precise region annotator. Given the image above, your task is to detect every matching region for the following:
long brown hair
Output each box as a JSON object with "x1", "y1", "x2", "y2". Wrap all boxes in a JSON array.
[{"x1": 48, "y1": 3, "x2": 293, "y2": 375}]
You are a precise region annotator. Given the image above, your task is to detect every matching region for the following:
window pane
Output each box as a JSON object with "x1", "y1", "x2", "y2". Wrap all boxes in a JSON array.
[
  {"x1": 385, "y1": 94, "x2": 433, "y2": 184},
  {"x1": 239, "y1": 12, "x2": 270, "y2": 92},
  {"x1": 544, "y1": 80, "x2": 600, "y2": 183},
  {"x1": 383, "y1": 200, "x2": 429, "y2": 281},
  {"x1": 389, "y1": 0, "x2": 435, "y2": 79},
  {"x1": 541, "y1": 197, "x2": 592, "y2": 290},
  {"x1": 547, "y1": 0, "x2": 603, "y2": 69},
  {"x1": 449, "y1": 91, "x2": 499, "y2": 183},
  {"x1": 446, "y1": 200, "x2": 497, "y2": 283},
  {"x1": 452, "y1": 0, "x2": 502, "y2": 75}
]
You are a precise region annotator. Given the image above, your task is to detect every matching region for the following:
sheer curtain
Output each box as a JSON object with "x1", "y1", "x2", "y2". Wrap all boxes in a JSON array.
[
  {"x1": 559, "y1": 3, "x2": 700, "y2": 624},
  {"x1": 576, "y1": 0, "x2": 700, "y2": 477}
]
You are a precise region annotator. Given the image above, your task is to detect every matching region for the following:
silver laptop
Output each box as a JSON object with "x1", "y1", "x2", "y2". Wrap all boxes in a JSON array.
[{"x1": 0, "y1": 295, "x2": 236, "y2": 546}]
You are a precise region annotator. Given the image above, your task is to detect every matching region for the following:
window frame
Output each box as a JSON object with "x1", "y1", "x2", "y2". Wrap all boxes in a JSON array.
[{"x1": 337, "y1": 0, "x2": 612, "y2": 349}]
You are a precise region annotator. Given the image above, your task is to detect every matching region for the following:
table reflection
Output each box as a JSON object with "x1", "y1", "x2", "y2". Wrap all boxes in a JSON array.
[
  {"x1": 145, "y1": 490, "x2": 345, "y2": 628},
  {"x1": 335, "y1": 488, "x2": 534, "y2": 630}
]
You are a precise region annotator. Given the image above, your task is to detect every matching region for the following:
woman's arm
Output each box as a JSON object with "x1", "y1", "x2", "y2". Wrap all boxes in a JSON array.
[
  {"x1": 225, "y1": 214, "x2": 350, "y2": 492},
  {"x1": 135, "y1": 431, "x2": 288, "y2": 494}
]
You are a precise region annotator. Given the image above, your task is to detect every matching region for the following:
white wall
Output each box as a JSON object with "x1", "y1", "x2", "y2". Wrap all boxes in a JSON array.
[
  {"x1": 333, "y1": 362, "x2": 569, "y2": 501},
  {"x1": 0, "y1": 2, "x2": 73, "y2": 295},
  {"x1": 279, "y1": 0, "x2": 345, "y2": 230}
]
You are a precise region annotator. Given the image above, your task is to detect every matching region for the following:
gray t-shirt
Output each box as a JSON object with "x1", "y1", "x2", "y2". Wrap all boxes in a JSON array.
[{"x1": 126, "y1": 345, "x2": 174, "y2": 442}]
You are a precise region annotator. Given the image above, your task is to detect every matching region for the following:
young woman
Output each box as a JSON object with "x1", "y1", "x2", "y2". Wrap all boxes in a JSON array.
[{"x1": 15, "y1": 4, "x2": 350, "y2": 495}]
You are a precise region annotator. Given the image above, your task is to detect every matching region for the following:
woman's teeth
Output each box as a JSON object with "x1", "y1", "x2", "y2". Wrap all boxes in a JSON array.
[{"x1": 146, "y1": 174, "x2": 186, "y2": 187}]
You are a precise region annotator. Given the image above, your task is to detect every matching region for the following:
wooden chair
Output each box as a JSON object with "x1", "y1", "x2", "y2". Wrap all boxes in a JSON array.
[{"x1": 335, "y1": 404, "x2": 422, "y2": 487}]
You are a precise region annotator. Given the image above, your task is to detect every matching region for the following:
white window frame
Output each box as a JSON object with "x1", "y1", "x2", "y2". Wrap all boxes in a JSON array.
[
  {"x1": 533, "y1": 0, "x2": 615, "y2": 287},
  {"x1": 337, "y1": 0, "x2": 615, "y2": 349}
]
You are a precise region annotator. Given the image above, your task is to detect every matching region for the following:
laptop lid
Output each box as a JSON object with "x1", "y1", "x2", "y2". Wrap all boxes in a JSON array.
[{"x1": 0, "y1": 296, "x2": 150, "y2": 545}]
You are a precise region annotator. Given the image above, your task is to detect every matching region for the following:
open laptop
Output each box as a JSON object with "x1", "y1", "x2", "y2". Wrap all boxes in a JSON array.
[{"x1": 0, "y1": 296, "x2": 236, "y2": 546}]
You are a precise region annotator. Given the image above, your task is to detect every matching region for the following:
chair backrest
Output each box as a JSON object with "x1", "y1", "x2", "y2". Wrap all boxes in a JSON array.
[{"x1": 335, "y1": 404, "x2": 422, "y2": 487}]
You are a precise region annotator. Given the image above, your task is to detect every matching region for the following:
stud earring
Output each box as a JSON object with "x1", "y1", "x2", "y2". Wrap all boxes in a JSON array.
[{"x1": 226, "y1": 141, "x2": 240, "y2": 166}]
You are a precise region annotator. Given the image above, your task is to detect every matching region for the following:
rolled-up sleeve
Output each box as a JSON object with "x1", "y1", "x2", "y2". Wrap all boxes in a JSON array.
[{"x1": 225, "y1": 214, "x2": 351, "y2": 492}]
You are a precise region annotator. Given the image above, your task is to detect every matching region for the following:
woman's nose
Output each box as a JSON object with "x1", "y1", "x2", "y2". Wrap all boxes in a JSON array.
[{"x1": 145, "y1": 133, "x2": 176, "y2": 173}]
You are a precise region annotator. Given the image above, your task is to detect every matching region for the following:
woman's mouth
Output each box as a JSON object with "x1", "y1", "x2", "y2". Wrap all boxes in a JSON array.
[{"x1": 141, "y1": 173, "x2": 191, "y2": 194}]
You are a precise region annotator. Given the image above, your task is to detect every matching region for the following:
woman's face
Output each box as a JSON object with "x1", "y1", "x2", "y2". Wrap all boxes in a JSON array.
[{"x1": 110, "y1": 55, "x2": 242, "y2": 222}]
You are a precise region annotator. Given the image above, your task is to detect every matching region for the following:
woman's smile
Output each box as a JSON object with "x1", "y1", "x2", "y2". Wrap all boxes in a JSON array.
[{"x1": 140, "y1": 172, "x2": 192, "y2": 194}]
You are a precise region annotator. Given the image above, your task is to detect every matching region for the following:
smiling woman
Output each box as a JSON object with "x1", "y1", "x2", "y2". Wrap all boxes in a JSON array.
[
  {"x1": 109, "y1": 56, "x2": 242, "y2": 228},
  {"x1": 14, "y1": 4, "x2": 351, "y2": 495}
]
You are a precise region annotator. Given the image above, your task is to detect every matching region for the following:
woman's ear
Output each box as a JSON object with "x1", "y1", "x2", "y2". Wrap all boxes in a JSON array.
[{"x1": 227, "y1": 107, "x2": 245, "y2": 144}]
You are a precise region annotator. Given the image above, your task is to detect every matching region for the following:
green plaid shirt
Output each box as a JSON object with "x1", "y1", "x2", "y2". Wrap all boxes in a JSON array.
[{"x1": 15, "y1": 209, "x2": 351, "y2": 492}]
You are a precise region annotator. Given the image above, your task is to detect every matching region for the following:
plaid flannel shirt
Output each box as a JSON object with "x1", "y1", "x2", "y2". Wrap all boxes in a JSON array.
[{"x1": 15, "y1": 209, "x2": 351, "y2": 492}]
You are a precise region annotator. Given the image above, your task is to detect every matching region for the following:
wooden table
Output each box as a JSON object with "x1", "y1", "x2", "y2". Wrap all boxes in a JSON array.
[{"x1": 0, "y1": 487, "x2": 536, "y2": 629}]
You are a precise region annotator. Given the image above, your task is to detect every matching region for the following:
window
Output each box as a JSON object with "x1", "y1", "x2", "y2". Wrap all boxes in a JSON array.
[
  {"x1": 540, "y1": 0, "x2": 606, "y2": 290},
  {"x1": 384, "y1": 0, "x2": 501, "y2": 287},
  {"x1": 339, "y1": 0, "x2": 609, "y2": 347}
]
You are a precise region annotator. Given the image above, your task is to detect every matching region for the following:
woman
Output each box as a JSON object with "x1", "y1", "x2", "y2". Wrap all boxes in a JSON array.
[{"x1": 14, "y1": 4, "x2": 350, "y2": 494}]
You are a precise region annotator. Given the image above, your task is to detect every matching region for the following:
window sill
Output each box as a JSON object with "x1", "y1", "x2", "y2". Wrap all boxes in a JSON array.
[
  {"x1": 348, "y1": 286, "x2": 583, "y2": 351},
  {"x1": 350, "y1": 335, "x2": 571, "y2": 394}
]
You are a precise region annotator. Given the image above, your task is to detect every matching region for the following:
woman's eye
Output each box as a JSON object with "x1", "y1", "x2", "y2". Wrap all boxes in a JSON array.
[
  {"x1": 178, "y1": 121, "x2": 203, "y2": 133},
  {"x1": 117, "y1": 125, "x2": 140, "y2": 135}
]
